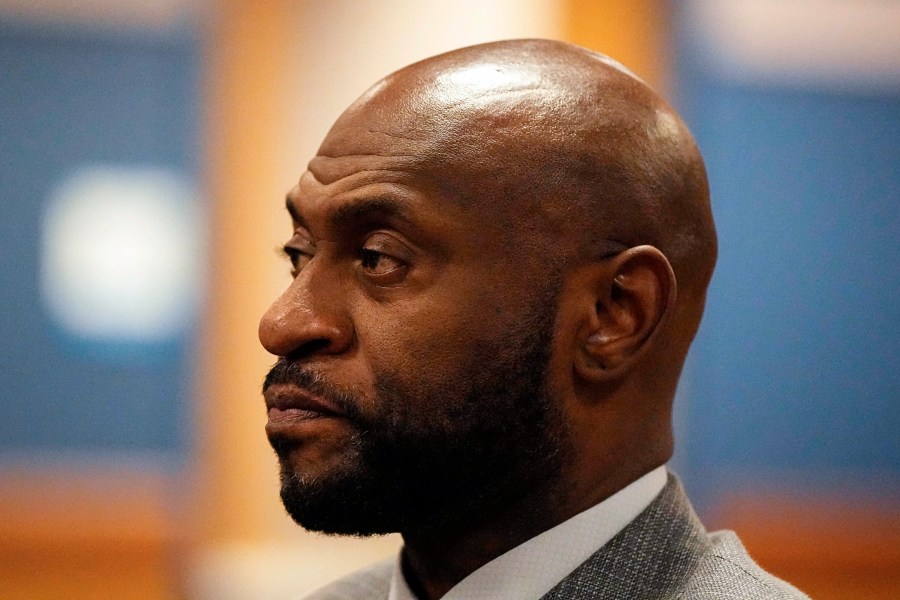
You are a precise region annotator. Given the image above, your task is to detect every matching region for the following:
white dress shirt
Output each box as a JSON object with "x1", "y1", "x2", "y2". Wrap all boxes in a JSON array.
[{"x1": 387, "y1": 465, "x2": 667, "y2": 600}]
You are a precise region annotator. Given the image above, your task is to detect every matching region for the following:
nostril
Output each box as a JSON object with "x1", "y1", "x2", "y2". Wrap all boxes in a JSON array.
[{"x1": 296, "y1": 338, "x2": 333, "y2": 357}]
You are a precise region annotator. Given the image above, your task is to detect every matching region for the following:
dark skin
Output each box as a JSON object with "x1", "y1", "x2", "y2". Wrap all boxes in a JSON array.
[{"x1": 259, "y1": 40, "x2": 717, "y2": 600}]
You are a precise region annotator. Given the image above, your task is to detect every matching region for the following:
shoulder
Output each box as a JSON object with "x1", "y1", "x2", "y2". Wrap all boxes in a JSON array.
[
  {"x1": 299, "y1": 557, "x2": 394, "y2": 600},
  {"x1": 679, "y1": 530, "x2": 810, "y2": 600},
  {"x1": 542, "y1": 473, "x2": 811, "y2": 599}
]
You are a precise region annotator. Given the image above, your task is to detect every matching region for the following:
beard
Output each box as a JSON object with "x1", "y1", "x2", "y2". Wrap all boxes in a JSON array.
[{"x1": 263, "y1": 284, "x2": 569, "y2": 536}]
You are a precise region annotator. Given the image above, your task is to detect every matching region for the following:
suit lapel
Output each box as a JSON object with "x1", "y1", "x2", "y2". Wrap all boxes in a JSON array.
[{"x1": 540, "y1": 474, "x2": 710, "y2": 599}]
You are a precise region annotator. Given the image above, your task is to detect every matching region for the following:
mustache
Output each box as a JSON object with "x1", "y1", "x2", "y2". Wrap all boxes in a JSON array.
[{"x1": 262, "y1": 358, "x2": 364, "y2": 421}]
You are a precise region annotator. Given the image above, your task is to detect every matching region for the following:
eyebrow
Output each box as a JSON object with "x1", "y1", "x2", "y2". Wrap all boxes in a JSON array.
[
  {"x1": 328, "y1": 196, "x2": 414, "y2": 230},
  {"x1": 285, "y1": 195, "x2": 304, "y2": 225},
  {"x1": 284, "y1": 193, "x2": 416, "y2": 233}
]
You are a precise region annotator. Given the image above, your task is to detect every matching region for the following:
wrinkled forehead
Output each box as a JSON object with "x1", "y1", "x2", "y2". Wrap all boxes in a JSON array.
[
  {"x1": 310, "y1": 80, "x2": 428, "y2": 186},
  {"x1": 305, "y1": 45, "x2": 664, "y2": 225},
  {"x1": 314, "y1": 58, "x2": 574, "y2": 169}
]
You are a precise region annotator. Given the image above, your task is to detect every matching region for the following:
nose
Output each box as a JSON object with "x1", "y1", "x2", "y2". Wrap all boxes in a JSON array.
[{"x1": 258, "y1": 264, "x2": 353, "y2": 358}]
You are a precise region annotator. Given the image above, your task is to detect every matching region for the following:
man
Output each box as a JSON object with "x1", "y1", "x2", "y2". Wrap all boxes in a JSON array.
[{"x1": 258, "y1": 39, "x2": 808, "y2": 599}]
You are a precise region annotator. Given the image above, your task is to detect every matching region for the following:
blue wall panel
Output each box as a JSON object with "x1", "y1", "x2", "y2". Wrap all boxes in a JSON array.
[
  {"x1": 0, "y1": 23, "x2": 199, "y2": 456},
  {"x1": 673, "y1": 62, "x2": 900, "y2": 503}
]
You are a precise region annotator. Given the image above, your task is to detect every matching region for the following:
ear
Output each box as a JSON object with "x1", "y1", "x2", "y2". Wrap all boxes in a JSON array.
[{"x1": 574, "y1": 245, "x2": 676, "y2": 383}]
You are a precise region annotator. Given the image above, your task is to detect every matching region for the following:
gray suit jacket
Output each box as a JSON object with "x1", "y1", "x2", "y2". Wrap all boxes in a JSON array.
[{"x1": 303, "y1": 475, "x2": 809, "y2": 599}]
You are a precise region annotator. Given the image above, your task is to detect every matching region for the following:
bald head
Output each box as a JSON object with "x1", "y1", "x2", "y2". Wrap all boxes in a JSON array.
[{"x1": 318, "y1": 38, "x2": 716, "y2": 353}]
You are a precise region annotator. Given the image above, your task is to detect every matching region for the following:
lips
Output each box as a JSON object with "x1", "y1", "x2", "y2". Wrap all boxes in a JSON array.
[{"x1": 264, "y1": 384, "x2": 345, "y2": 435}]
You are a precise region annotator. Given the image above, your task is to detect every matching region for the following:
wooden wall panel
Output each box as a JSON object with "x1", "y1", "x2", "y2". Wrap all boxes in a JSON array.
[
  {"x1": 715, "y1": 494, "x2": 900, "y2": 600},
  {"x1": 195, "y1": 0, "x2": 295, "y2": 546},
  {"x1": 0, "y1": 467, "x2": 182, "y2": 599}
]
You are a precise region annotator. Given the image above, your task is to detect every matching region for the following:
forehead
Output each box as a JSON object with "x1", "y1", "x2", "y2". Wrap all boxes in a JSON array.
[
  {"x1": 287, "y1": 149, "x2": 477, "y2": 250},
  {"x1": 313, "y1": 62, "x2": 558, "y2": 180},
  {"x1": 285, "y1": 88, "x2": 433, "y2": 217},
  {"x1": 288, "y1": 159, "x2": 426, "y2": 227},
  {"x1": 315, "y1": 76, "x2": 428, "y2": 168},
  {"x1": 285, "y1": 69, "x2": 565, "y2": 248},
  {"x1": 308, "y1": 133, "x2": 422, "y2": 187}
]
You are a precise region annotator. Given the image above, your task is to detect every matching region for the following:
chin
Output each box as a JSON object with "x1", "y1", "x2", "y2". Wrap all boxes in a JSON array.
[{"x1": 278, "y1": 462, "x2": 403, "y2": 536}]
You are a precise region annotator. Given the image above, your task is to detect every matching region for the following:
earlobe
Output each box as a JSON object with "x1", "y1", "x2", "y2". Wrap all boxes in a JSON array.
[{"x1": 575, "y1": 245, "x2": 676, "y2": 383}]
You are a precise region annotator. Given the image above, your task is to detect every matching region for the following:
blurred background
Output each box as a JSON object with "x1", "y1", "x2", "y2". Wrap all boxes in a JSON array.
[{"x1": 0, "y1": 1, "x2": 897, "y2": 598}]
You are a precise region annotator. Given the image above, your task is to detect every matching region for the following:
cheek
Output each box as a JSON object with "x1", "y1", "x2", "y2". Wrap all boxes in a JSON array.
[
  {"x1": 352, "y1": 295, "x2": 517, "y2": 411},
  {"x1": 361, "y1": 308, "x2": 477, "y2": 385}
]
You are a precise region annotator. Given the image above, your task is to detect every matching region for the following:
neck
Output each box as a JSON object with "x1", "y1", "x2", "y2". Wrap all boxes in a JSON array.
[
  {"x1": 399, "y1": 488, "x2": 565, "y2": 600},
  {"x1": 397, "y1": 455, "x2": 666, "y2": 600}
]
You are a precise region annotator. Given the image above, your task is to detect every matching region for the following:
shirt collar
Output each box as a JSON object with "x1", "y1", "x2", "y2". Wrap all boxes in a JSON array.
[{"x1": 388, "y1": 465, "x2": 667, "y2": 600}]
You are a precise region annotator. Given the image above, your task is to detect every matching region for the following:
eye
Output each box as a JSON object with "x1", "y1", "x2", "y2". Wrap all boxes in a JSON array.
[
  {"x1": 360, "y1": 248, "x2": 402, "y2": 274},
  {"x1": 359, "y1": 234, "x2": 409, "y2": 283},
  {"x1": 280, "y1": 244, "x2": 312, "y2": 277},
  {"x1": 280, "y1": 226, "x2": 316, "y2": 277}
]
